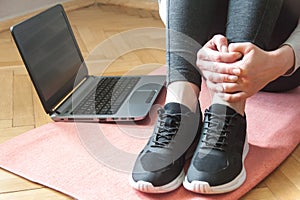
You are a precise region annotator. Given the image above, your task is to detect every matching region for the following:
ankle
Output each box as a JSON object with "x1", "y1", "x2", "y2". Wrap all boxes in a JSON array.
[
  {"x1": 212, "y1": 95, "x2": 246, "y2": 116},
  {"x1": 165, "y1": 81, "x2": 200, "y2": 112}
]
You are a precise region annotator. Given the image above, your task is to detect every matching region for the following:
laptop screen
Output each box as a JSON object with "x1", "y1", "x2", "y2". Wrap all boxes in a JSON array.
[{"x1": 11, "y1": 5, "x2": 88, "y2": 113}]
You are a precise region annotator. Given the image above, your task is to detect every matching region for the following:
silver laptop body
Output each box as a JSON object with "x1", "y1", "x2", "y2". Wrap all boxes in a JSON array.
[{"x1": 10, "y1": 4, "x2": 165, "y2": 122}]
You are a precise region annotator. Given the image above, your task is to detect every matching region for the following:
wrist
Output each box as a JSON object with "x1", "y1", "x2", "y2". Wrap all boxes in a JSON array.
[{"x1": 271, "y1": 45, "x2": 295, "y2": 76}]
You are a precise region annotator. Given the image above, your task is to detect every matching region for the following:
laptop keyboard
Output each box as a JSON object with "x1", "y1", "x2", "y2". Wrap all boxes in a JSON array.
[{"x1": 72, "y1": 77, "x2": 140, "y2": 115}]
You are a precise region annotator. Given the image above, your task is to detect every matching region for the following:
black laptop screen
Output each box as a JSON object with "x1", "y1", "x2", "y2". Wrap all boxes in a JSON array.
[{"x1": 11, "y1": 5, "x2": 88, "y2": 113}]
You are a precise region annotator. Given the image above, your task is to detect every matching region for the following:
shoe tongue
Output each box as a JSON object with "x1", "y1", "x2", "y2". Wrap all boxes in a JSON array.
[
  {"x1": 163, "y1": 102, "x2": 191, "y2": 114},
  {"x1": 209, "y1": 104, "x2": 236, "y2": 116}
]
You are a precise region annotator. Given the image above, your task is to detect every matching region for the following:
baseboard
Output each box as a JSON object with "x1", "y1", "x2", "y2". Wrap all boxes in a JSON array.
[
  {"x1": 96, "y1": 0, "x2": 159, "y2": 20},
  {"x1": 0, "y1": 0, "x2": 95, "y2": 33},
  {"x1": 0, "y1": 0, "x2": 160, "y2": 33},
  {"x1": 96, "y1": 0, "x2": 158, "y2": 12}
]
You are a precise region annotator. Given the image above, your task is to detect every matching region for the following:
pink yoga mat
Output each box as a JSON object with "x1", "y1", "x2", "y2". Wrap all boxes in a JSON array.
[{"x1": 0, "y1": 79, "x2": 299, "y2": 199}]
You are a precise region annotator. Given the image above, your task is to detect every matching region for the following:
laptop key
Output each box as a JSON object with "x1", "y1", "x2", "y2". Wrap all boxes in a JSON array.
[{"x1": 72, "y1": 77, "x2": 140, "y2": 115}]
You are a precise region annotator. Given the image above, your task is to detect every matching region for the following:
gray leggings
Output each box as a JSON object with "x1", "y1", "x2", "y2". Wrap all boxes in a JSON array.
[{"x1": 166, "y1": 0, "x2": 300, "y2": 92}]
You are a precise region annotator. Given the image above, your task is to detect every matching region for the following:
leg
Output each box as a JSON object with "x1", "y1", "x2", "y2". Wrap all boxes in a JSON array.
[
  {"x1": 262, "y1": 68, "x2": 300, "y2": 92},
  {"x1": 262, "y1": 0, "x2": 300, "y2": 92},
  {"x1": 226, "y1": 0, "x2": 283, "y2": 49},
  {"x1": 226, "y1": 0, "x2": 300, "y2": 94},
  {"x1": 130, "y1": 0, "x2": 229, "y2": 193},
  {"x1": 166, "y1": 0, "x2": 228, "y2": 112},
  {"x1": 184, "y1": 0, "x2": 286, "y2": 194},
  {"x1": 211, "y1": 0, "x2": 284, "y2": 115}
]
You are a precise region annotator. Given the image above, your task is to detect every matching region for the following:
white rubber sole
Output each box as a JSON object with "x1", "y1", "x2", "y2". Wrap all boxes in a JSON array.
[
  {"x1": 183, "y1": 139, "x2": 250, "y2": 194},
  {"x1": 129, "y1": 169, "x2": 185, "y2": 193},
  {"x1": 129, "y1": 123, "x2": 201, "y2": 194}
]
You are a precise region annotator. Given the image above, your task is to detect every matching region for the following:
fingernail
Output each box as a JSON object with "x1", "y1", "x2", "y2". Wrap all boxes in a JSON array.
[
  {"x1": 221, "y1": 45, "x2": 228, "y2": 53},
  {"x1": 229, "y1": 76, "x2": 238, "y2": 81},
  {"x1": 233, "y1": 68, "x2": 241, "y2": 75}
]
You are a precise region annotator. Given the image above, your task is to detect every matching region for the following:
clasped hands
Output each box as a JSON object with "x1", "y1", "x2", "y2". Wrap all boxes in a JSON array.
[{"x1": 197, "y1": 34, "x2": 294, "y2": 102}]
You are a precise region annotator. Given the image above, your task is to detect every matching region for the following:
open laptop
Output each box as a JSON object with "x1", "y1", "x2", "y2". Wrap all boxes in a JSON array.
[{"x1": 10, "y1": 4, "x2": 165, "y2": 122}]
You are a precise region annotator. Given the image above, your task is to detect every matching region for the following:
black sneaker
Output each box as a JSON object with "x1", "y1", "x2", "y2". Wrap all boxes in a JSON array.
[
  {"x1": 129, "y1": 102, "x2": 202, "y2": 193},
  {"x1": 183, "y1": 104, "x2": 249, "y2": 194}
]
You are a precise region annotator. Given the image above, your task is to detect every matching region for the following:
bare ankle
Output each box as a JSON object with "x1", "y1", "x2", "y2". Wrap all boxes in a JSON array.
[
  {"x1": 212, "y1": 95, "x2": 246, "y2": 116},
  {"x1": 165, "y1": 81, "x2": 200, "y2": 112}
]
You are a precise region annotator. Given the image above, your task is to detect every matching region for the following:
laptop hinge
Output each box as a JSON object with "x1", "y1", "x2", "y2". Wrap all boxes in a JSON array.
[{"x1": 50, "y1": 77, "x2": 88, "y2": 114}]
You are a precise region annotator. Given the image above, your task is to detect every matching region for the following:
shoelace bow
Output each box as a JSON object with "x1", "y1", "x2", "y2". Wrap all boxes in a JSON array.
[
  {"x1": 151, "y1": 109, "x2": 182, "y2": 148},
  {"x1": 201, "y1": 110, "x2": 232, "y2": 151}
]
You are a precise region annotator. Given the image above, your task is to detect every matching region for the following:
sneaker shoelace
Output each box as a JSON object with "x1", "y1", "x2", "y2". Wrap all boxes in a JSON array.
[
  {"x1": 151, "y1": 108, "x2": 182, "y2": 148},
  {"x1": 201, "y1": 111, "x2": 232, "y2": 151}
]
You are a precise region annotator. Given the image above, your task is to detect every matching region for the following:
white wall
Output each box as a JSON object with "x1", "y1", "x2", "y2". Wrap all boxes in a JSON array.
[{"x1": 0, "y1": 0, "x2": 72, "y2": 22}]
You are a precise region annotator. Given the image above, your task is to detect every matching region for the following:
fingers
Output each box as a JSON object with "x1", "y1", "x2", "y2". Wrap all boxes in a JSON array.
[
  {"x1": 198, "y1": 35, "x2": 251, "y2": 103},
  {"x1": 203, "y1": 70, "x2": 239, "y2": 83},
  {"x1": 206, "y1": 81, "x2": 249, "y2": 102},
  {"x1": 197, "y1": 48, "x2": 242, "y2": 64},
  {"x1": 197, "y1": 34, "x2": 243, "y2": 78},
  {"x1": 206, "y1": 82, "x2": 242, "y2": 93},
  {"x1": 200, "y1": 35, "x2": 242, "y2": 63},
  {"x1": 205, "y1": 34, "x2": 228, "y2": 51},
  {"x1": 198, "y1": 60, "x2": 241, "y2": 76},
  {"x1": 228, "y1": 42, "x2": 254, "y2": 54}
]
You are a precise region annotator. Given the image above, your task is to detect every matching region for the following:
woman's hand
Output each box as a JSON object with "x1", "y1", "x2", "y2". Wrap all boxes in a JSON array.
[
  {"x1": 197, "y1": 34, "x2": 295, "y2": 102},
  {"x1": 197, "y1": 35, "x2": 242, "y2": 84},
  {"x1": 215, "y1": 43, "x2": 295, "y2": 102}
]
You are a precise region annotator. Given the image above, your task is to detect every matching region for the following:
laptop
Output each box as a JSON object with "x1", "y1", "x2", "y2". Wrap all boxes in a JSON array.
[{"x1": 10, "y1": 4, "x2": 165, "y2": 122}]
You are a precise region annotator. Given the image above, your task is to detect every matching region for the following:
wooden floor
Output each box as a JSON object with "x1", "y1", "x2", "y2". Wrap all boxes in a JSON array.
[{"x1": 0, "y1": 4, "x2": 299, "y2": 200}]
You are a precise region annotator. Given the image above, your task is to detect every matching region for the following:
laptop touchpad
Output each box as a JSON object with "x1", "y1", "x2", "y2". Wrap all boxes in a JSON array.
[{"x1": 130, "y1": 90, "x2": 157, "y2": 104}]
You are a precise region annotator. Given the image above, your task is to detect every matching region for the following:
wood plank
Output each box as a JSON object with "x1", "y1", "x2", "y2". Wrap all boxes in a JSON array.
[
  {"x1": 148, "y1": 49, "x2": 166, "y2": 64},
  {"x1": 280, "y1": 153, "x2": 300, "y2": 190},
  {"x1": 265, "y1": 169, "x2": 300, "y2": 200},
  {"x1": 13, "y1": 67, "x2": 28, "y2": 75},
  {"x1": 32, "y1": 89, "x2": 52, "y2": 128},
  {"x1": 293, "y1": 145, "x2": 300, "y2": 163},
  {"x1": 13, "y1": 74, "x2": 34, "y2": 127},
  {"x1": 0, "y1": 120, "x2": 12, "y2": 129},
  {"x1": 72, "y1": 26, "x2": 89, "y2": 58},
  {"x1": 0, "y1": 126, "x2": 34, "y2": 144},
  {"x1": 62, "y1": 0, "x2": 95, "y2": 12},
  {"x1": 0, "y1": 169, "x2": 42, "y2": 194},
  {"x1": 0, "y1": 32, "x2": 23, "y2": 67},
  {"x1": 75, "y1": 26, "x2": 104, "y2": 53},
  {"x1": 0, "y1": 0, "x2": 95, "y2": 33},
  {"x1": 0, "y1": 70, "x2": 13, "y2": 120},
  {"x1": 133, "y1": 49, "x2": 165, "y2": 65},
  {"x1": 255, "y1": 181, "x2": 268, "y2": 188},
  {"x1": 0, "y1": 65, "x2": 24, "y2": 70},
  {"x1": 241, "y1": 187, "x2": 277, "y2": 200},
  {"x1": 96, "y1": 0, "x2": 159, "y2": 12},
  {"x1": 0, "y1": 187, "x2": 71, "y2": 200}
]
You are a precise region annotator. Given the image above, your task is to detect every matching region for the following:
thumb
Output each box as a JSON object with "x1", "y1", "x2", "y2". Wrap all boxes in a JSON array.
[
  {"x1": 212, "y1": 34, "x2": 228, "y2": 52},
  {"x1": 228, "y1": 43, "x2": 248, "y2": 54}
]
